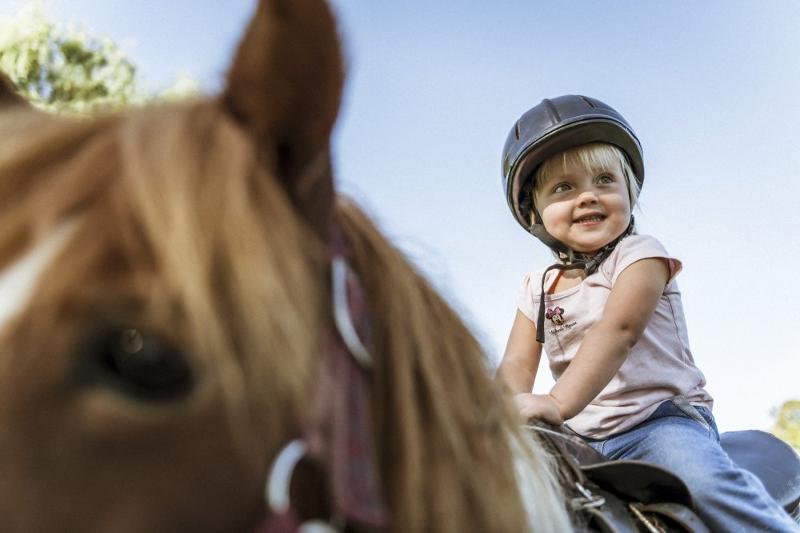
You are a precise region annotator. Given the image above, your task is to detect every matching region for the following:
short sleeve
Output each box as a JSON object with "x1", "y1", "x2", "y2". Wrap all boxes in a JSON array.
[
  {"x1": 516, "y1": 272, "x2": 541, "y2": 322},
  {"x1": 603, "y1": 235, "x2": 682, "y2": 286}
]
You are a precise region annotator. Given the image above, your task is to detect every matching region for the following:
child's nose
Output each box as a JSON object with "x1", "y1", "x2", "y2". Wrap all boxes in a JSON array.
[{"x1": 576, "y1": 190, "x2": 599, "y2": 207}]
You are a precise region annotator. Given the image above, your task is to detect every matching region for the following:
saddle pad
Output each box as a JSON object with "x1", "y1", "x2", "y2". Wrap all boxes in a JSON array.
[{"x1": 721, "y1": 430, "x2": 800, "y2": 513}]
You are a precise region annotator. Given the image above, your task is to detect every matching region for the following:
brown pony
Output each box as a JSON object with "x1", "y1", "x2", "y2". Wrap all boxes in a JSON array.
[{"x1": 0, "y1": 1, "x2": 570, "y2": 531}]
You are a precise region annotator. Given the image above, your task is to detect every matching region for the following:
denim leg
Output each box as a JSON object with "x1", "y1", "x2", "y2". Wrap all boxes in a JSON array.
[{"x1": 597, "y1": 400, "x2": 799, "y2": 532}]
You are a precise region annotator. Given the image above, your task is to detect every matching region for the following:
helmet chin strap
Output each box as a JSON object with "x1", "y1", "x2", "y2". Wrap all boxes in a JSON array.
[{"x1": 534, "y1": 217, "x2": 635, "y2": 344}]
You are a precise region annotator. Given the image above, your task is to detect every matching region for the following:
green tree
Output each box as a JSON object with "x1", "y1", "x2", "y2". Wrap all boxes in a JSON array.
[
  {"x1": 772, "y1": 400, "x2": 800, "y2": 452},
  {"x1": 0, "y1": 3, "x2": 200, "y2": 115},
  {"x1": 0, "y1": 3, "x2": 141, "y2": 114}
]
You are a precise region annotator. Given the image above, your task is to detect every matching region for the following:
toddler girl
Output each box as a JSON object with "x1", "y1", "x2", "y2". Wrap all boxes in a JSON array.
[{"x1": 497, "y1": 94, "x2": 798, "y2": 531}]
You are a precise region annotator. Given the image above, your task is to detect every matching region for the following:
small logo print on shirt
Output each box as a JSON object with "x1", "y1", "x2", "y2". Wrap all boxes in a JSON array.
[{"x1": 546, "y1": 306, "x2": 565, "y2": 325}]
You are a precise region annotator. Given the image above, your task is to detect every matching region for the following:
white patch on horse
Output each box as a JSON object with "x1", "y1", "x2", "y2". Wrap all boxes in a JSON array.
[{"x1": 0, "y1": 224, "x2": 75, "y2": 333}]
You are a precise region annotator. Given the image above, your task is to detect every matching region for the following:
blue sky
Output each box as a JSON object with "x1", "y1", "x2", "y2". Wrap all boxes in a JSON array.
[{"x1": 2, "y1": 0, "x2": 798, "y2": 431}]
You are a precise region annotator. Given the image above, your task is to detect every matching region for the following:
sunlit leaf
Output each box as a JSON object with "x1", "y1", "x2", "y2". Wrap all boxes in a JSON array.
[{"x1": 772, "y1": 400, "x2": 800, "y2": 452}]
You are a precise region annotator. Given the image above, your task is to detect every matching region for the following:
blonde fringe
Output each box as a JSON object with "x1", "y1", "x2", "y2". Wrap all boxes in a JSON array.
[
  {"x1": 114, "y1": 102, "x2": 326, "y2": 454},
  {"x1": 0, "y1": 101, "x2": 324, "y2": 459}
]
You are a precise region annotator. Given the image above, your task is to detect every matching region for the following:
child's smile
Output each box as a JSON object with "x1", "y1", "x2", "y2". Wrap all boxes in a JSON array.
[
  {"x1": 535, "y1": 159, "x2": 631, "y2": 254},
  {"x1": 573, "y1": 212, "x2": 606, "y2": 226}
]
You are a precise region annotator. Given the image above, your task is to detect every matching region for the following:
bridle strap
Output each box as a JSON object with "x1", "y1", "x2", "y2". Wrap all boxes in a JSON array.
[
  {"x1": 260, "y1": 231, "x2": 388, "y2": 531},
  {"x1": 306, "y1": 272, "x2": 387, "y2": 526}
]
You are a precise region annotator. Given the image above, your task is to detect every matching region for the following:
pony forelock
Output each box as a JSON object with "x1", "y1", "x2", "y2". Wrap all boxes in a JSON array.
[{"x1": 0, "y1": 101, "x2": 325, "y2": 450}]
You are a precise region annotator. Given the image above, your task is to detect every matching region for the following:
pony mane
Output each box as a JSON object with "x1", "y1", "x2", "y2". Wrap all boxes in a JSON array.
[{"x1": 336, "y1": 200, "x2": 570, "y2": 532}]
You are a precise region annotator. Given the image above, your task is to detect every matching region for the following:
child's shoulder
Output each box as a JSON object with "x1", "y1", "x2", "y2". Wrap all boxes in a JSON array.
[
  {"x1": 617, "y1": 233, "x2": 668, "y2": 252},
  {"x1": 604, "y1": 233, "x2": 681, "y2": 283},
  {"x1": 518, "y1": 267, "x2": 556, "y2": 305},
  {"x1": 609, "y1": 233, "x2": 671, "y2": 262},
  {"x1": 519, "y1": 269, "x2": 545, "y2": 292}
]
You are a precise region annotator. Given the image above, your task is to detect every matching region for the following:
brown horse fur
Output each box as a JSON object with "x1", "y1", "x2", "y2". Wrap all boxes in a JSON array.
[
  {"x1": 0, "y1": 74, "x2": 27, "y2": 108},
  {"x1": 0, "y1": 1, "x2": 571, "y2": 532}
]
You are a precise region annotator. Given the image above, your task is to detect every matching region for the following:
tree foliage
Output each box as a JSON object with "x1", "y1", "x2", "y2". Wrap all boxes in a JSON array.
[
  {"x1": 0, "y1": 3, "x2": 200, "y2": 115},
  {"x1": 773, "y1": 400, "x2": 800, "y2": 452},
  {"x1": 0, "y1": 3, "x2": 141, "y2": 114}
]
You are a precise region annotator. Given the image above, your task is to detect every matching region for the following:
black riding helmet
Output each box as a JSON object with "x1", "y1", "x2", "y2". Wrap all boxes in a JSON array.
[
  {"x1": 501, "y1": 95, "x2": 644, "y2": 342},
  {"x1": 502, "y1": 94, "x2": 644, "y2": 257}
]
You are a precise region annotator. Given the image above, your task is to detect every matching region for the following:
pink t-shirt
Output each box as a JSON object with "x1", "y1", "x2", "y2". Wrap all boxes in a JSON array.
[{"x1": 517, "y1": 234, "x2": 713, "y2": 439}]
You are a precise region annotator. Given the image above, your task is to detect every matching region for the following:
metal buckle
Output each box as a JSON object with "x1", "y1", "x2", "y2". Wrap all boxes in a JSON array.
[
  {"x1": 266, "y1": 440, "x2": 308, "y2": 513},
  {"x1": 570, "y1": 481, "x2": 606, "y2": 511},
  {"x1": 265, "y1": 440, "x2": 344, "y2": 532},
  {"x1": 331, "y1": 257, "x2": 371, "y2": 368}
]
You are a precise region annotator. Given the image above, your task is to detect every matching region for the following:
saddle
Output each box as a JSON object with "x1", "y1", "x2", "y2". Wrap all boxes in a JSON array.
[
  {"x1": 531, "y1": 423, "x2": 800, "y2": 532},
  {"x1": 532, "y1": 424, "x2": 709, "y2": 532},
  {"x1": 720, "y1": 430, "x2": 800, "y2": 519}
]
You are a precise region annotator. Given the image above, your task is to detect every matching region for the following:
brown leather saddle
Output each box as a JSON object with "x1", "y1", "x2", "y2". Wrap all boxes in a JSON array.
[{"x1": 531, "y1": 424, "x2": 800, "y2": 532}]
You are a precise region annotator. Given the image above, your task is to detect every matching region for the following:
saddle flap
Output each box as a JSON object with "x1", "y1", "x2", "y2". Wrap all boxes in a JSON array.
[
  {"x1": 582, "y1": 460, "x2": 694, "y2": 508},
  {"x1": 529, "y1": 423, "x2": 694, "y2": 507},
  {"x1": 721, "y1": 430, "x2": 800, "y2": 513}
]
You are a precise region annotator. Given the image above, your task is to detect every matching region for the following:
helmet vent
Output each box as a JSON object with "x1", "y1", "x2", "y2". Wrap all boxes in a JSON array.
[
  {"x1": 579, "y1": 95, "x2": 597, "y2": 108},
  {"x1": 542, "y1": 98, "x2": 561, "y2": 124},
  {"x1": 515, "y1": 120, "x2": 521, "y2": 140}
]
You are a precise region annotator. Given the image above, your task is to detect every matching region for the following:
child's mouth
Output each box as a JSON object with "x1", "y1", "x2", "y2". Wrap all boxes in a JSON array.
[{"x1": 574, "y1": 214, "x2": 606, "y2": 225}]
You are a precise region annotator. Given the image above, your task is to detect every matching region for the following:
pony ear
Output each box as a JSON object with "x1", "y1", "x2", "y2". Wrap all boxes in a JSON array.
[
  {"x1": 222, "y1": 0, "x2": 344, "y2": 239},
  {"x1": 0, "y1": 72, "x2": 28, "y2": 108}
]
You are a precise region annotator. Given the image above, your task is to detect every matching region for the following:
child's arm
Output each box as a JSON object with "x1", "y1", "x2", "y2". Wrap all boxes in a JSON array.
[
  {"x1": 497, "y1": 309, "x2": 542, "y2": 393},
  {"x1": 498, "y1": 311, "x2": 568, "y2": 424},
  {"x1": 545, "y1": 258, "x2": 670, "y2": 420}
]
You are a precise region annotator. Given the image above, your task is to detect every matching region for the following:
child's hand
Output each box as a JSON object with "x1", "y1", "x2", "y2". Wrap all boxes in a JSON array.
[{"x1": 514, "y1": 393, "x2": 564, "y2": 425}]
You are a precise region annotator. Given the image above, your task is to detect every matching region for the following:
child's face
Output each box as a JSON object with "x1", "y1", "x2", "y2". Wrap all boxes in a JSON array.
[{"x1": 535, "y1": 158, "x2": 631, "y2": 254}]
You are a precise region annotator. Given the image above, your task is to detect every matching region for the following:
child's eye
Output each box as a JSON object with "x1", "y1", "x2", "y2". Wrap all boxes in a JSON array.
[
  {"x1": 552, "y1": 183, "x2": 571, "y2": 193},
  {"x1": 596, "y1": 174, "x2": 615, "y2": 184}
]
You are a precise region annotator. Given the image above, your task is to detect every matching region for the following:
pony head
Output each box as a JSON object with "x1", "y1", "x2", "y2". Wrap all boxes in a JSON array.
[
  {"x1": 0, "y1": 2, "x2": 570, "y2": 531},
  {"x1": 0, "y1": 1, "x2": 343, "y2": 530}
]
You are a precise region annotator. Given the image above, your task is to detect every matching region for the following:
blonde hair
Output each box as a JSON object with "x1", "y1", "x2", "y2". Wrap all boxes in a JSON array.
[{"x1": 531, "y1": 142, "x2": 640, "y2": 224}]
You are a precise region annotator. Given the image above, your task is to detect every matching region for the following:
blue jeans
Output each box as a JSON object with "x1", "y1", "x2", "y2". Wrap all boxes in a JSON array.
[{"x1": 582, "y1": 399, "x2": 799, "y2": 532}]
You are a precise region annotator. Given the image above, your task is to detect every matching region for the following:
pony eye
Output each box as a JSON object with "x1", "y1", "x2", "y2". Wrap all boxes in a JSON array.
[{"x1": 84, "y1": 328, "x2": 194, "y2": 401}]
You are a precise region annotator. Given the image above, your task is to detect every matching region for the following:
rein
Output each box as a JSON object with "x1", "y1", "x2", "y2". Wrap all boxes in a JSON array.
[{"x1": 255, "y1": 237, "x2": 389, "y2": 532}]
